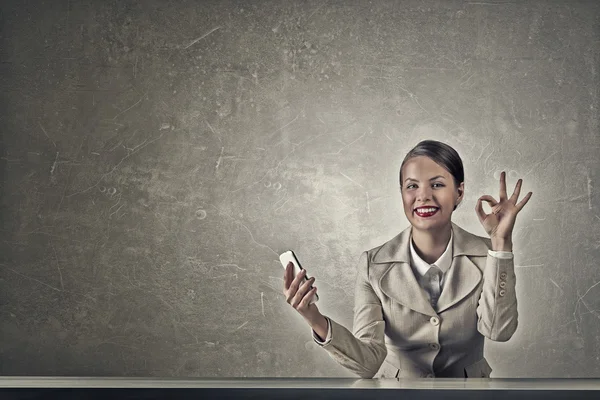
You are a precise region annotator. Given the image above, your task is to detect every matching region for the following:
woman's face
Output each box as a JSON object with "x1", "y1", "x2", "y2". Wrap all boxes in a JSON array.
[{"x1": 400, "y1": 156, "x2": 464, "y2": 232}]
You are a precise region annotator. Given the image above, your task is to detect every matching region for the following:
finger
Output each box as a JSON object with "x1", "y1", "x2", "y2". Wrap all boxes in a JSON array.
[
  {"x1": 283, "y1": 262, "x2": 293, "y2": 290},
  {"x1": 516, "y1": 191, "x2": 533, "y2": 211},
  {"x1": 291, "y1": 277, "x2": 316, "y2": 308},
  {"x1": 291, "y1": 277, "x2": 315, "y2": 307},
  {"x1": 475, "y1": 197, "x2": 489, "y2": 225},
  {"x1": 286, "y1": 269, "x2": 306, "y2": 302},
  {"x1": 291, "y1": 268, "x2": 307, "y2": 289},
  {"x1": 509, "y1": 179, "x2": 523, "y2": 203},
  {"x1": 476, "y1": 195, "x2": 499, "y2": 224},
  {"x1": 479, "y1": 195, "x2": 499, "y2": 207},
  {"x1": 298, "y1": 286, "x2": 318, "y2": 310},
  {"x1": 499, "y1": 171, "x2": 507, "y2": 201}
]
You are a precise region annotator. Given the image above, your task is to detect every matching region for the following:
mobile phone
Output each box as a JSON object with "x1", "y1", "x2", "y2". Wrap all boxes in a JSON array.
[{"x1": 279, "y1": 250, "x2": 319, "y2": 304}]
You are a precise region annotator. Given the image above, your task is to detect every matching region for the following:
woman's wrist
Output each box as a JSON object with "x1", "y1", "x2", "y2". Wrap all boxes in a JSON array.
[
  {"x1": 307, "y1": 313, "x2": 328, "y2": 339},
  {"x1": 491, "y1": 236, "x2": 513, "y2": 252}
]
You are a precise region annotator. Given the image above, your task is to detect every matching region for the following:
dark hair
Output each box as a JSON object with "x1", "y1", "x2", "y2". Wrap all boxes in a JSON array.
[{"x1": 399, "y1": 140, "x2": 464, "y2": 207}]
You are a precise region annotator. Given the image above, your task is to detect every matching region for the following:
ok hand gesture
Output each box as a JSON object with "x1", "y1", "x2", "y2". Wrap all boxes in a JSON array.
[{"x1": 476, "y1": 171, "x2": 532, "y2": 250}]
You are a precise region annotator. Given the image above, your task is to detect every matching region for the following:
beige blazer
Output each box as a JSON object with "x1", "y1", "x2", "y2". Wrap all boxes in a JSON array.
[{"x1": 318, "y1": 222, "x2": 518, "y2": 378}]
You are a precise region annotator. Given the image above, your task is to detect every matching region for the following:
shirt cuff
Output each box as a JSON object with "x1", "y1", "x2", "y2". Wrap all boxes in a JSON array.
[
  {"x1": 312, "y1": 316, "x2": 332, "y2": 345},
  {"x1": 488, "y1": 249, "x2": 514, "y2": 259}
]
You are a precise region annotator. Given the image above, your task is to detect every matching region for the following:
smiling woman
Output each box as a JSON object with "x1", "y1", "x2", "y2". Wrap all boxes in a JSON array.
[
  {"x1": 402, "y1": 159, "x2": 461, "y2": 255},
  {"x1": 283, "y1": 139, "x2": 533, "y2": 379},
  {"x1": 399, "y1": 142, "x2": 466, "y2": 264}
]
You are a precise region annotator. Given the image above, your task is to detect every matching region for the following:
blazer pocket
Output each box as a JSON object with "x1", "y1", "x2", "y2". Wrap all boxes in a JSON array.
[
  {"x1": 375, "y1": 360, "x2": 400, "y2": 379},
  {"x1": 464, "y1": 358, "x2": 493, "y2": 378}
]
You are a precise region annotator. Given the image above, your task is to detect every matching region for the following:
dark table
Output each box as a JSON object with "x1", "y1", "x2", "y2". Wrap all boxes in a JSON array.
[{"x1": 1, "y1": 377, "x2": 599, "y2": 399}]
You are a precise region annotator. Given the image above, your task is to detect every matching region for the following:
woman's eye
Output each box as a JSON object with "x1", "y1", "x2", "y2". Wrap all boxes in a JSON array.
[
  {"x1": 407, "y1": 184, "x2": 416, "y2": 189},
  {"x1": 433, "y1": 183, "x2": 444, "y2": 188}
]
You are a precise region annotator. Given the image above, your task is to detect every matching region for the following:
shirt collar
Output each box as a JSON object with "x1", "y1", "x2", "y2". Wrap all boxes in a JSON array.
[{"x1": 409, "y1": 230, "x2": 454, "y2": 277}]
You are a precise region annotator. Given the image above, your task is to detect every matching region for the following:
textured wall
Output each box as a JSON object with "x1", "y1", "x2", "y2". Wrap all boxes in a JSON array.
[{"x1": 0, "y1": 0, "x2": 598, "y2": 377}]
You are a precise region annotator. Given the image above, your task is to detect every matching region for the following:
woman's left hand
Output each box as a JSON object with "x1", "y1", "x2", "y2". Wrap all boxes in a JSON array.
[{"x1": 476, "y1": 171, "x2": 532, "y2": 250}]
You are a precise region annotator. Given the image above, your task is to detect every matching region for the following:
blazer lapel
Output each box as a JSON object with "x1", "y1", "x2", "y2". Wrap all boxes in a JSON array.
[
  {"x1": 435, "y1": 255, "x2": 482, "y2": 313},
  {"x1": 373, "y1": 226, "x2": 437, "y2": 317},
  {"x1": 436, "y1": 223, "x2": 489, "y2": 313},
  {"x1": 371, "y1": 222, "x2": 489, "y2": 317}
]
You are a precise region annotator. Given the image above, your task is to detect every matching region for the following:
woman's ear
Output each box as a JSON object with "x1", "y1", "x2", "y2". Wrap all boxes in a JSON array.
[{"x1": 456, "y1": 182, "x2": 465, "y2": 207}]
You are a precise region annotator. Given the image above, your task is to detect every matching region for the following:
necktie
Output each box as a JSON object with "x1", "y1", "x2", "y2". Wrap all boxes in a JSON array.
[{"x1": 424, "y1": 266, "x2": 443, "y2": 307}]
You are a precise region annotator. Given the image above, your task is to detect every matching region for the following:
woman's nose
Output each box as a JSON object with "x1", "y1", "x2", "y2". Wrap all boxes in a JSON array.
[{"x1": 416, "y1": 187, "x2": 432, "y2": 201}]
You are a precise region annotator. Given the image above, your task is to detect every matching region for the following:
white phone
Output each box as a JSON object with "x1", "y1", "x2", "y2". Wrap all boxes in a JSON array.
[{"x1": 280, "y1": 250, "x2": 319, "y2": 304}]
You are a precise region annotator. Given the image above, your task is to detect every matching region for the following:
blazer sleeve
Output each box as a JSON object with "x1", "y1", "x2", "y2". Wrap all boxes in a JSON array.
[
  {"x1": 476, "y1": 251, "x2": 518, "y2": 341},
  {"x1": 313, "y1": 251, "x2": 388, "y2": 378}
]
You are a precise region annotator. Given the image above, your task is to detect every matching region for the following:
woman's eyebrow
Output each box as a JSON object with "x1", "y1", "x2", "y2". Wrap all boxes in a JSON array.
[{"x1": 404, "y1": 175, "x2": 446, "y2": 183}]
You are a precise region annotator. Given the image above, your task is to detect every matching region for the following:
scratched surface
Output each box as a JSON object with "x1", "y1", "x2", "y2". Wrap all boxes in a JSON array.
[{"x1": 0, "y1": 0, "x2": 599, "y2": 377}]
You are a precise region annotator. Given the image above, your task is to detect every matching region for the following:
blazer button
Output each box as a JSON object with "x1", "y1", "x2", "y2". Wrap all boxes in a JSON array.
[
  {"x1": 430, "y1": 316, "x2": 440, "y2": 326},
  {"x1": 500, "y1": 272, "x2": 507, "y2": 279},
  {"x1": 429, "y1": 343, "x2": 440, "y2": 350},
  {"x1": 499, "y1": 289, "x2": 506, "y2": 297},
  {"x1": 499, "y1": 281, "x2": 506, "y2": 288}
]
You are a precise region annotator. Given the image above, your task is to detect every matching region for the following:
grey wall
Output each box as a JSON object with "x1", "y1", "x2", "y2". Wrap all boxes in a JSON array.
[{"x1": 0, "y1": 0, "x2": 598, "y2": 378}]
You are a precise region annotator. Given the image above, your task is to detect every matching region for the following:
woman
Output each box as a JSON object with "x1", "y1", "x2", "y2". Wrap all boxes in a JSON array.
[{"x1": 283, "y1": 140, "x2": 532, "y2": 379}]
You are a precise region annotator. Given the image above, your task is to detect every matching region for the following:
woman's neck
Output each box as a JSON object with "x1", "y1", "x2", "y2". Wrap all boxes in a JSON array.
[{"x1": 411, "y1": 224, "x2": 452, "y2": 264}]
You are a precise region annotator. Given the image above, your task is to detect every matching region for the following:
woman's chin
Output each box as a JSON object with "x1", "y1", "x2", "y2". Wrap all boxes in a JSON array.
[{"x1": 410, "y1": 217, "x2": 449, "y2": 230}]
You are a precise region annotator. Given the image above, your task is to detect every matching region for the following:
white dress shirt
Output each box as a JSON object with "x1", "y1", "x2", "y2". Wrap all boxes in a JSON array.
[
  {"x1": 409, "y1": 230, "x2": 453, "y2": 308},
  {"x1": 312, "y1": 231, "x2": 514, "y2": 345}
]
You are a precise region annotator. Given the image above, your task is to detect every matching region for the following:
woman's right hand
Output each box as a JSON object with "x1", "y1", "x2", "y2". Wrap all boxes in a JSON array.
[{"x1": 283, "y1": 262, "x2": 323, "y2": 326}]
